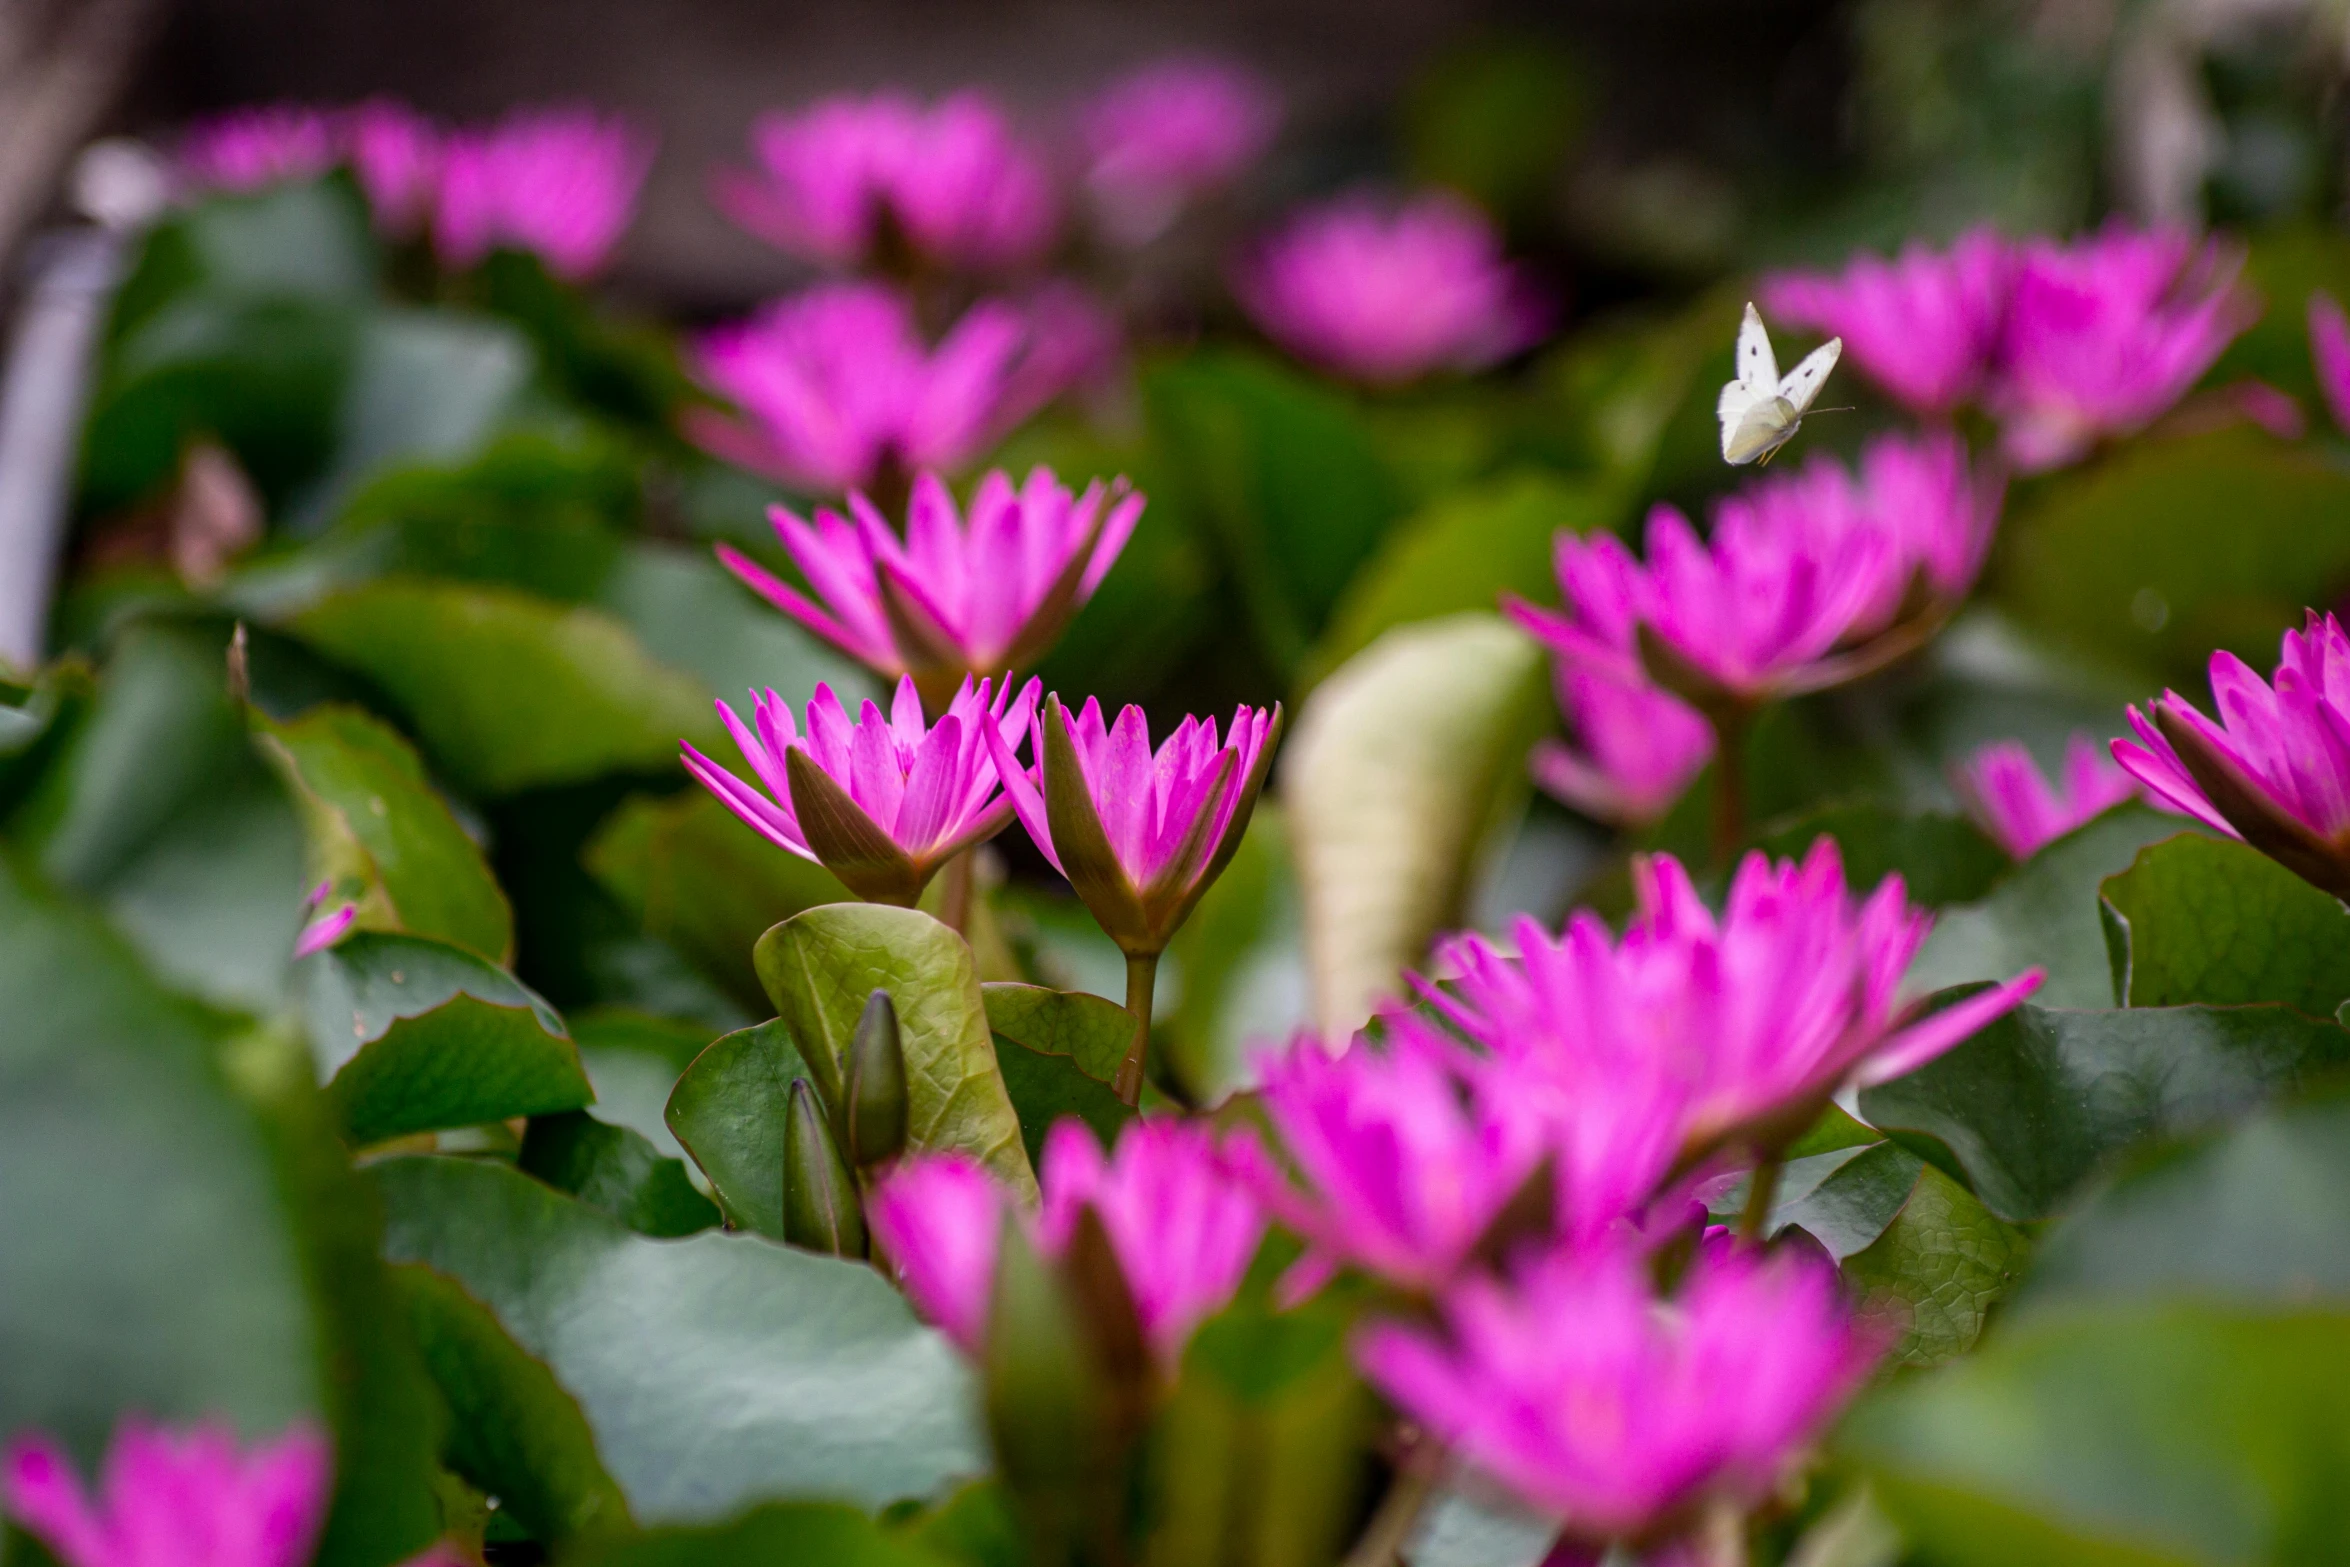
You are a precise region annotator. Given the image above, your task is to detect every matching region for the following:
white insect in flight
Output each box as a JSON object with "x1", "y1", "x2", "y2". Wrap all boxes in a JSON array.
[{"x1": 1717, "y1": 302, "x2": 1842, "y2": 466}]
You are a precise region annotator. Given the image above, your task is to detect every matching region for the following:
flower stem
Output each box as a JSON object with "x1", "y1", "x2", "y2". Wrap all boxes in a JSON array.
[
  {"x1": 938, "y1": 849, "x2": 974, "y2": 936},
  {"x1": 1114, "y1": 952, "x2": 1158, "y2": 1107},
  {"x1": 1711, "y1": 708, "x2": 1752, "y2": 868},
  {"x1": 1340, "y1": 1453, "x2": 1442, "y2": 1567},
  {"x1": 1737, "y1": 1156, "x2": 1782, "y2": 1248}
]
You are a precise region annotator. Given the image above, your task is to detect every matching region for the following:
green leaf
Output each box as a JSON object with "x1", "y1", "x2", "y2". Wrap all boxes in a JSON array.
[
  {"x1": 1771, "y1": 1142, "x2": 1928, "y2": 1260},
  {"x1": 982, "y1": 983, "x2": 1137, "y2": 1166},
  {"x1": 391, "y1": 1263, "x2": 630, "y2": 1545},
  {"x1": 1859, "y1": 996, "x2": 2350, "y2": 1221},
  {"x1": 662, "y1": 1019, "x2": 809, "y2": 1238},
  {"x1": 1283, "y1": 614, "x2": 1546, "y2": 1032},
  {"x1": 1406, "y1": 1488, "x2": 1558, "y2": 1567},
  {"x1": 2015, "y1": 1090, "x2": 2350, "y2": 1313},
  {"x1": 1842, "y1": 1162, "x2": 2031, "y2": 1367},
  {"x1": 302, "y1": 931, "x2": 593, "y2": 1144},
  {"x1": 571, "y1": 1007, "x2": 713, "y2": 1158},
  {"x1": 2000, "y1": 426, "x2": 2350, "y2": 687},
  {"x1": 562, "y1": 1500, "x2": 950, "y2": 1567},
  {"x1": 1144, "y1": 1299, "x2": 1380, "y2": 1567},
  {"x1": 756, "y1": 904, "x2": 1036, "y2": 1196},
  {"x1": 1786, "y1": 1103, "x2": 1888, "y2": 1160},
  {"x1": 0, "y1": 860, "x2": 440, "y2": 1567},
  {"x1": 1142, "y1": 349, "x2": 1407, "y2": 675},
  {"x1": 372, "y1": 1155, "x2": 983, "y2": 1520},
  {"x1": 1907, "y1": 807, "x2": 2199, "y2": 1009},
  {"x1": 256, "y1": 702, "x2": 514, "y2": 963},
  {"x1": 112, "y1": 178, "x2": 376, "y2": 332},
  {"x1": 586, "y1": 788, "x2": 852, "y2": 1012},
  {"x1": 285, "y1": 579, "x2": 719, "y2": 796},
  {"x1": 1161, "y1": 803, "x2": 1308, "y2": 1105},
  {"x1": 5, "y1": 621, "x2": 305, "y2": 1012},
  {"x1": 594, "y1": 542, "x2": 876, "y2": 718},
  {"x1": 519, "y1": 1111, "x2": 720, "y2": 1237},
  {"x1": 1303, "y1": 470, "x2": 1620, "y2": 692},
  {"x1": 1842, "y1": 1304, "x2": 2350, "y2": 1566},
  {"x1": 1754, "y1": 802, "x2": 2012, "y2": 908},
  {"x1": 2101, "y1": 832, "x2": 2350, "y2": 1015}
]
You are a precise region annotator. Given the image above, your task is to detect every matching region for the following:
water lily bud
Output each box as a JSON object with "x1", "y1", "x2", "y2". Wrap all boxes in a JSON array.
[
  {"x1": 844, "y1": 989, "x2": 909, "y2": 1168},
  {"x1": 782, "y1": 1078, "x2": 866, "y2": 1257},
  {"x1": 983, "y1": 1214, "x2": 1118, "y2": 1557}
]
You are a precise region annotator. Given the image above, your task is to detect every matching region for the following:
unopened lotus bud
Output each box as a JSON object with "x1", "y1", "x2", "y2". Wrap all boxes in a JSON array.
[
  {"x1": 982, "y1": 1215, "x2": 1110, "y2": 1529},
  {"x1": 782, "y1": 1078, "x2": 866, "y2": 1257},
  {"x1": 844, "y1": 989, "x2": 908, "y2": 1168}
]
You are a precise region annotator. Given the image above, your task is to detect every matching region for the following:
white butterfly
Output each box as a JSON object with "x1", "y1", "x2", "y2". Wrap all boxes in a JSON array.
[{"x1": 1717, "y1": 302, "x2": 1842, "y2": 466}]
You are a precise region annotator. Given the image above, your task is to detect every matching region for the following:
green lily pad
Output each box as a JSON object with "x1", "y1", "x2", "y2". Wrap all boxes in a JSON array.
[
  {"x1": 1842, "y1": 1162, "x2": 2031, "y2": 1367},
  {"x1": 519, "y1": 1111, "x2": 720, "y2": 1237},
  {"x1": 662, "y1": 1019, "x2": 809, "y2": 1238},
  {"x1": 982, "y1": 982, "x2": 1137, "y2": 1166},
  {"x1": 2101, "y1": 832, "x2": 2350, "y2": 1015}
]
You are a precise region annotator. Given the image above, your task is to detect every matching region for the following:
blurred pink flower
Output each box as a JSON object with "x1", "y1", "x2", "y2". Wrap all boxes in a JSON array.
[
  {"x1": 866, "y1": 1117, "x2": 1263, "y2": 1364},
  {"x1": 346, "y1": 98, "x2": 442, "y2": 237},
  {"x1": 1761, "y1": 228, "x2": 2013, "y2": 415},
  {"x1": 1952, "y1": 734, "x2": 2146, "y2": 860},
  {"x1": 2113, "y1": 610, "x2": 2350, "y2": 898},
  {"x1": 1424, "y1": 840, "x2": 2043, "y2": 1151},
  {"x1": 1989, "y1": 226, "x2": 2253, "y2": 472},
  {"x1": 681, "y1": 673, "x2": 1036, "y2": 905},
  {"x1": 717, "y1": 466, "x2": 1142, "y2": 694},
  {"x1": 1355, "y1": 1240, "x2": 1880, "y2": 1540},
  {"x1": 986, "y1": 694, "x2": 1278, "y2": 956},
  {"x1": 434, "y1": 106, "x2": 653, "y2": 280},
  {"x1": 1530, "y1": 666, "x2": 1714, "y2": 828},
  {"x1": 684, "y1": 282, "x2": 1098, "y2": 494},
  {"x1": 1229, "y1": 1021, "x2": 1551, "y2": 1298},
  {"x1": 1234, "y1": 190, "x2": 1547, "y2": 384},
  {"x1": 178, "y1": 106, "x2": 340, "y2": 194},
  {"x1": 1078, "y1": 58, "x2": 1280, "y2": 246},
  {"x1": 293, "y1": 881, "x2": 357, "y2": 959},
  {"x1": 2309, "y1": 292, "x2": 2350, "y2": 435},
  {"x1": 3, "y1": 1419, "x2": 331, "y2": 1567},
  {"x1": 715, "y1": 90, "x2": 1056, "y2": 271}
]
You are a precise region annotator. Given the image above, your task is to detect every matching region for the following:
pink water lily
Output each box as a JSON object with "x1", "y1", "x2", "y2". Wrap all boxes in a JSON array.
[
  {"x1": 177, "y1": 106, "x2": 340, "y2": 194},
  {"x1": 2112, "y1": 610, "x2": 2350, "y2": 897},
  {"x1": 345, "y1": 98, "x2": 442, "y2": 238},
  {"x1": 681, "y1": 673, "x2": 1036, "y2": 905},
  {"x1": 1424, "y1": 840, "x2": 2043, "y2": 1154},
  {"x1": 985, "y1": 694, "x2": 1279, "y2": 957},
  {"x1": 867, "y1": 1117, "x2": 1264, "y2": 1365},
  {"x1": 1078, "y1": 58, "x2": 1281, "y2": 245},
  {"x1": 433, "y1": 106, "x2": 653, "y2": 280},
  {"x1": 1953, "y1": 733, "x2": 2148, "y2": 860},
  {"x1": 1531, "y1": 666, "x2": 1715, "y2": 828},
  {"x1": 1761, "y1": 228, "x2": 2013, "y2": 415},
  {"x1": 685, "y1": 282, "x2": 1101, "y2": 496},
  {"x1": 293, "y1": 881, "x2": 357, "y2": 959},
  {"x1": 716, "y1": 466, "x2": 1142, "y2": 704},
  {"x1": 3, "y1": 1420, "x2": 331, "y2": 1567},
  {"x1": 1355, "y1": 1239, "x2": 1881, "y2": 1544},
  {"x1": 1988, "y1": 226, "x2": 2253, "y2": 472},
  {"x1": 1234, "y1": 189, "x2": 1547, "y2": 385},
  {"x1": 714, "y1": 89, "x2": 1057, "y2": 271},
  {"x1": 2310, "y1": 292, "x2": 2350, "y2": 435}
]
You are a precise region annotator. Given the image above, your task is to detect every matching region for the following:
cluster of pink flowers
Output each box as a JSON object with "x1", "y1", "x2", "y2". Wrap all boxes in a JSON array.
[
  {"x1": 179, "y1": 100, "x2": 652, "y2": 280},
  {"x1": 868, "y1": 836, "x2": 2037, "y2": 1558},
  {"x1": 1764, "y1": 224, "x2": 2255, "y2": 471}
]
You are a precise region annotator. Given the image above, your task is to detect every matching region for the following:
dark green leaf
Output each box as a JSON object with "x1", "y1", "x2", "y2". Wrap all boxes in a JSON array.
[
  {"x1": 1907, "y1": 806, "x2": 2201, "y2": 1009},
  {"x1": 0, "y1": 859, "x2": 440, "y2": 1567},
  {"x1": 570, "y1": 1007, "x2": 713, "y2": 1158},
  {"x1": 1773, "y1": 1142, "x2": 1927, "y2": 1260},
  {"x1": 756, "y1": 904, "x2": 1035, "y2": 1195},
  {"x1": 1843, "y1": 1304, "x2": 2350, "y2": 1566},
  {"x1": 391, "y1": 1263, "x2": 629, "y2": 1544},
  {"x1": 594, "y1": 542, "x2": 875, "y2": 718},
  {"x1": 373, "y1": 1155, "x2": 982, "y2": 1520},
  {"x1": 1859, "y1": 995, "x2": 2350, "y2": 1221},
  {"x1": 2001, "y1": 426, "x2": 2350, "y2": 687},
  {"x1": 519, "y1": 1111, "x2": 719, "y2": 1237},
  {"x1": 1303, "y1": 470, "x2": 1619, "y2": 692},
  {"x1": 662, "y1": 1019, "x2": 808, "y2": 1239},
  {"x1": 1754, "y1": 802, "x2": 2012, "y2": 908},
  {"x1": 302, "y1": 931, "x2": 593, "y2": 1144},
  {"x1": 1842, "y1": 1163, "x2": 2031, "y2": 1367},
  {"x1": 1161, "y1": 804, "x2": 1308, "y2": 1105},
  {"x1": 983, "y1": 983, "x2": 1137, "y2": 1167},
  {"x1": 2101, "y1": 832, "x2": 2350, "y2": 1014},
  {"x1": 586, "y1": 788, "x2": 851, "y2": 1012},
  {"x1": 562, "y1": 1500, "x2": 950, "y2": 1567},
  {"x1": 907, "y1": 1481, "x2": 1031, "y2": 1567},
  {"x1": 5, "y1": 621, "x2": 305, "y2": 1011},
  {"x1": 256, "y1": 702, "x2": 513, "y2": 963},
  {"x1": 285, "y1": 579, "x2": 719, "y2": 795},
  {"x1": 2016, "y1": 1090, "x2": 2350, "y2": 1313},
  {"x1": 1785, "y1": 1103, "x2": 1886, "y2": 1160}
]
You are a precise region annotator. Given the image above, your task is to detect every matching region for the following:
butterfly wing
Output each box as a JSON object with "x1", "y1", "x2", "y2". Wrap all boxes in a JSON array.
[
  {"x1": 1723, "y1": 396, "x2": 1798, "y2": 466},
  {"x1": 1776, "y1": 336, "x2": 1843, "y2": 415},
  {"x1": 1736, "y1": 302, "x2": 1779, "y2": 393}
]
